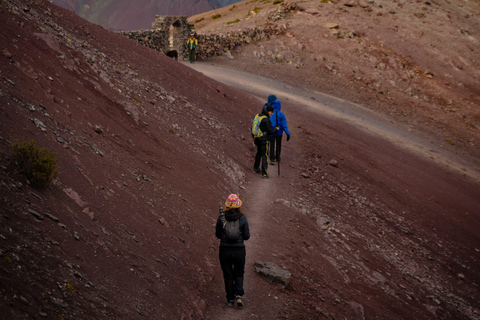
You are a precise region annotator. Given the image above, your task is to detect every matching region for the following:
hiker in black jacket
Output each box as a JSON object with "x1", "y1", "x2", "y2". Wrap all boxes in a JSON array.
[
  {"x1": 216, "y1": 194, "x2": 250, "y2": 307},
  {"x1": 252, "y1": 105, "x2": 278, "y2": 178}
]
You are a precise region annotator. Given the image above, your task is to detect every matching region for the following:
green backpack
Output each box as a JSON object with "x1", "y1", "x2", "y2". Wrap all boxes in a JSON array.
[{"x1": 252, "y1": 114, "x2": 266, "y2": 138}]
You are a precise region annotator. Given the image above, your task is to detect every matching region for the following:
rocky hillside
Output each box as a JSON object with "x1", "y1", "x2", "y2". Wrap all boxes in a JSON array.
[
  {"x1": 0, "y1": 0, "x2": 257, "y2": 318},
  {"x1": 1, "y1": 0, "x2": 479, "y2": 319},
  {"x1": 190, "y1": 0, "x2": 480, "y2": 163},
  {"x1": 50, "y1": 0, "x2": 243, "y2": 30}
]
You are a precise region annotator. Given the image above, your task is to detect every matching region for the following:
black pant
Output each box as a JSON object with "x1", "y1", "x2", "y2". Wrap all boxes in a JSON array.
[
  {"x1": 219, "y1": 246, "x2": 246, "y2": 300},
  {"x1": 188, "y1": 49, "x2": 196, "y2": 62},
  {"x1": 254, "y1": 139, "x2": 269, "y2": 176},
  {"x1": 268, "y1": 135, "x2": 283, "y2": 162}
]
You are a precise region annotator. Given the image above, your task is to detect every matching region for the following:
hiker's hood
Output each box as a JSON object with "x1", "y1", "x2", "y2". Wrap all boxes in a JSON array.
[
  {"x1": 267, "y1": 94, "x2": 277, "y2": 105},
  {"x1": 272, "y1": 100, "x2": 281, "y2": 112},
  {"x1": 225, "y1": 208, "x2": 242, "y2": 221},
  {"x1": 260, "y1": 108, "x2": 269, "y2": 117}
]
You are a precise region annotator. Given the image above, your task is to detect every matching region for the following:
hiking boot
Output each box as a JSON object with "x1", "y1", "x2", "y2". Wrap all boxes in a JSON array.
[
  {"x1": 235, "y1": 296, "x2": 244, "y2": 307},
  {"x1": 253, "y1": 168, "x2": 261, "y2": 174},
  {"x1": 262, "y1": 174, "x2": 268, "y2": 179},
  {"x1": 226, "y1": 299, "x2": 235, "y2": 307}
]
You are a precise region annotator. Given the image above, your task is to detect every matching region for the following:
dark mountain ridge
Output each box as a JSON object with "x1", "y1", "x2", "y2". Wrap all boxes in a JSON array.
[{"x1": 50, "y1": 0, "x2": 243, "y2": 30}]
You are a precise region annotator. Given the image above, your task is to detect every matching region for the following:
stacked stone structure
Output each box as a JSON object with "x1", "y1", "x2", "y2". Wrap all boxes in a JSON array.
[
  {"x1": 195, "y1": 24, "x2": 287, "y2": 60},
  {"x1": 119, "y1": 16, "x2": 287, "y2": 60},
  {"x1": 118, "y1": 15, "x2": 193, "y2": 56}
]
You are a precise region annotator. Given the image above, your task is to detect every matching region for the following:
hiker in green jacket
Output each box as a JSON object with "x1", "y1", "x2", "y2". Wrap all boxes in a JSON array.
[{"x1": 186, "y1": 33, "x2": 198, "y2": 63}]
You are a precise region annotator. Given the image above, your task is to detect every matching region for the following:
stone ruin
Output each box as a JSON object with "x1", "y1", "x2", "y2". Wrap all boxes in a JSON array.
[
  {"x1": 119, "y1": 13, "x2": 289, "y2": 60},
  {"x1": 118, "y1": 15, "x2": 193, "y2": 56},
  {"x1": 151, "y1": 15, "x2": 193, "y2": 54}
]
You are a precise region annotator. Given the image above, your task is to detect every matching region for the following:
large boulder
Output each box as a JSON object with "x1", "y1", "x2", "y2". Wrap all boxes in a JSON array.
[
  {"x1": 296, "y1": 3, "x2": 309, "y2": 11},
  {"x1": 253, "y1": 261, "x2": 291, "y2": 287}
]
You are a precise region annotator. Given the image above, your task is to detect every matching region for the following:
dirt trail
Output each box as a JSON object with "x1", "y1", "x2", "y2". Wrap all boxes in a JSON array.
[
  {"x1": 183, "y1": 61, "x2": 480, "y2": 183},
  {"x1": 205, "y1": 176, "x2": 282, "y2": 319},
  {"x1": 184, "y1": 60, "x2": 480, "y2": 319}
]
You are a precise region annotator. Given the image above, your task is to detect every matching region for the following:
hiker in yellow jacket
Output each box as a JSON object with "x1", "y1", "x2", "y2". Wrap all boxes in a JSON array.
[{"x1": 186, "y1": 33, "x2": 198, "y2": 63}]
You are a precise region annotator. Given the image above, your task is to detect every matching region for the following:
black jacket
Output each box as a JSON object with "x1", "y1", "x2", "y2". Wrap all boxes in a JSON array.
[
  {"x1": 215, "y1": 208, "x2": 250, "y2": 247},
  {"x1": 253, "y1": 108, "x2": 278, "y2": 142}
]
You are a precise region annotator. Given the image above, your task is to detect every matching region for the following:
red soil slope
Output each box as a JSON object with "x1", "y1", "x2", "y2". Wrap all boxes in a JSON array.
[{"x1": 0, "y1": 0, "x2": 479, "y2": 319}]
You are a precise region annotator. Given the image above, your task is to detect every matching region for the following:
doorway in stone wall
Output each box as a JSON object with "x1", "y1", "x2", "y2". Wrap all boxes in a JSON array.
[{"x1": 169, "y1": 20, "x2": 182, "y2": 50}]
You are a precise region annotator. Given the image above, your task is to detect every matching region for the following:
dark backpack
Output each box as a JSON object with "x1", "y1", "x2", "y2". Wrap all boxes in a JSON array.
[{"x1": 221, "y1": 215, "x2": 240, "y2": 242}]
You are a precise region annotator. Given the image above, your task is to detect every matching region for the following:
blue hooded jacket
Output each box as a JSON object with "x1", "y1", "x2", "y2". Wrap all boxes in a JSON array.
[
  {"x1": 270, "y1": 100, "x2": 290, "y2": 137},
  {"x1": 262, "y1": 94, "x2": 277, "y2": 110}
]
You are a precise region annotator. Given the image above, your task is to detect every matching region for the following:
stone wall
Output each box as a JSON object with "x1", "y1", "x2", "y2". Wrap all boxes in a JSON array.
[
  {"x1": 119, "y1": 16, "x2": 287, "y2": 60},
  {"x1": 195, "y1": 24, "x2": 287, "y2": 60},
  {"x1": 118, "y1": 15, "x2": 193, "y2": 55}
]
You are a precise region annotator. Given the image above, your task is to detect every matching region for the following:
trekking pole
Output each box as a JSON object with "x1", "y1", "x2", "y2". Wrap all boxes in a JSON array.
[
  {"x1": 219, "y1": 204, "x2": 226, "y2": 227},
  {"x1": 276, "y1": 136, "x2": 281, "y2": 176}
]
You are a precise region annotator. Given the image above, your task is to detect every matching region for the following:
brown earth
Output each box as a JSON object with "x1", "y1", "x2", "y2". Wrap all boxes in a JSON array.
[
  {"x1": 0, "y1": 0, "x2": 479, "y2": 320},
  {"x1": 190, "y1": 0, "x2": 480, "y2": 164}
]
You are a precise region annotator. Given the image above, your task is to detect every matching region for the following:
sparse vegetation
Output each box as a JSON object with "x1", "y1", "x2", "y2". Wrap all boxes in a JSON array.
[
  {"x1": 195, "y1": 17, "x2": 204, "y2": 23},
  {"x1": 444, "y1": 138, "x2": 455, "y2": 145},
  {"x1": 13, "y1": 139, "x2": 58, "y2": 187},
  {"x1": 273, "y1": 0, "x2": 283, "y2": 4},
  {"x1": 212, "y1": 14, "x2": 221, "y2": 20},
  {"x1": 227, "y1": 19, "x2": 240, "y2": 25},
  {"x1": 253, "y1": 7, "x2": 263, "y2": 13}
]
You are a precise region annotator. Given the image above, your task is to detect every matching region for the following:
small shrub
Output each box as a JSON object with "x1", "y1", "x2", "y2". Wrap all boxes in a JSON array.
[
  {"x1": 253, "y1": 7, "x2": 262, "y2": 13},
  {"x1": 212, "y1": 14, "x2": 221, "y2": 20},
  {"x1": 273, "y1": 0, "x2": 283, "y2": 4},
  {"x1": 195, "y1": 18, "x2": 204, "y2": 23},
  {"x1": 444, "y1": 138, "x2": 455, "y2": 146},
  {"x1": 13, "y1": 139, "x2": 58, "y2": 187},
  {"x1": 227, "y1": 19, "x2": 240, "y2": 24}
]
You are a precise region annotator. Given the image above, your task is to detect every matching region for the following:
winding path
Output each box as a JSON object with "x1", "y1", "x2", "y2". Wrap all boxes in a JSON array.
[
  {"x1": 181, "y1": 60, "x2": 480, "y2": 319},
  {"x1": 183, "y1": 61, "x2": 480, "y2": 183}
]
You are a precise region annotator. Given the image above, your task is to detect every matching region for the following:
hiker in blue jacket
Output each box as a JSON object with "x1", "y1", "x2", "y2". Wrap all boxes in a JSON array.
[
  {"x1": 269, "y1": 99, "x2": 291, "y2": 165},
  {"x1": 216, "y1": 194, "x2": 250, "y2": 307},
  {"x1": 262, "y1": 94, "x2": 277, "y2": 110}
]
